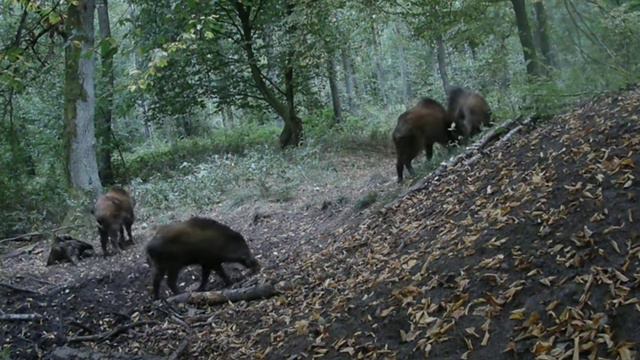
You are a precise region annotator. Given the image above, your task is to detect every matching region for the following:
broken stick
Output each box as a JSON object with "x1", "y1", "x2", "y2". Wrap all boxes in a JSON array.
[
  {"x1": 0, "y1": 313, "x2": 42, "y2": 321},
  {"x1": 167, "y1": 283, "x2": 278, "y2": 305},
  {"x1": 0, "y1": 282, "x2": 41, "y2": 295},
  {"x1": 66, "y1": 321, "x2": 157, "y2": 344}
]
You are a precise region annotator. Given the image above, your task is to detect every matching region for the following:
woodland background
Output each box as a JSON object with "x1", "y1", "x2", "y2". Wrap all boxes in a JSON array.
[{"x1": 1, "y1": 0, "x2": 639, "y2": 239}]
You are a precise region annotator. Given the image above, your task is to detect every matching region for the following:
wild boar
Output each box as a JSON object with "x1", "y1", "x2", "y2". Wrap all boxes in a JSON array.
[
  {"x1": 146, "y1": 217, "x2": 260, "y2": 299},
  {"x1": 93, "y1": 186, "x2": 135, "y2": 256},
  {"x1": 46, "y1": 235, "x2": 94, "y2": 266},
  {"x1": 392, "y1": 98, "x2": 454, "y2": 182},
  {"x1": 447, "y1": 86, "x2": 492, "y2": 140}
]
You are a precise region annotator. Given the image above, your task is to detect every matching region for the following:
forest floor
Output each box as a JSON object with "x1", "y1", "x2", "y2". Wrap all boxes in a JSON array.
[{"x1": 1, "y1": 88, "x2": 640, "y2": 360}]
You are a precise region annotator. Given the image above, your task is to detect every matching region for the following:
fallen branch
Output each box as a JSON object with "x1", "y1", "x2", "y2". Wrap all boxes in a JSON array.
[
  {"x1": 2, "y1": 243, "x2": 38, "y2": 259},
  {"x1": 66, "y1": 321, "x2": 156, "y2": 344},
  {"x1": 0, "y1": 313, "x2": 42, "y2": 321},
  {"x1": 0, "y1": 282, "x2": 41, "y2": 295},
  {"x1": 167, "y1": 283, "x2": 278, "y2": 305},
  {"x1": 0, "y1": 225, "x2": 82, "y2": 244},
  {"x1": 168, "y1": 336, "x2": 190, "y2": 360}
]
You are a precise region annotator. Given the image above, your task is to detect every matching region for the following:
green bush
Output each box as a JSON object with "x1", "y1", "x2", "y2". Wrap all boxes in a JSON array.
[{"x1": 115, "y1": 123, "x2": 279, "y2": 182}]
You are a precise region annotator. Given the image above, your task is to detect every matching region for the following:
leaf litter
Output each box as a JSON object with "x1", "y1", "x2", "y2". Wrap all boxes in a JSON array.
[{"x1": 1, "y1": 88, "x2": 639, "y2": 359}]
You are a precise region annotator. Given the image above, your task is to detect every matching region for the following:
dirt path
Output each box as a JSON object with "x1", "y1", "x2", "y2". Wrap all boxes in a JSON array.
[{"x1": 0, "y1": 147, "x2": 402, "y2": 359}]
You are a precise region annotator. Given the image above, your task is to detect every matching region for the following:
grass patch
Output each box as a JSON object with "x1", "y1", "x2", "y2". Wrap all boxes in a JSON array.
[{"x1": 354, "y1": 191, "x2": 378, "y2": 210}]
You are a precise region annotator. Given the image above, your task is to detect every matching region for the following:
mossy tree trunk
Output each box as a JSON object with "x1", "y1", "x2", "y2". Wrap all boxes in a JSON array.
[
  {"x1": 341, "y1": 47, "x2": 356, "y2": 113},
  {"x1": 64, "y1": 0, "x2": 102, "y2": 195},
  {"x1": 435, "y1": 34, "x2": 449, "y2": 93},
  {"x1": 327, "y1": 54, "x2": 342, "y2": 124},
  {"x1": 96, "y1": 0, "x2": 115, "y2": 185},
  {"x1": 533, "y1": 0, "x2": 554, "y2": 72},
  {"x1": 511, "y1": 0, "x2": 541, "y2": 77}
]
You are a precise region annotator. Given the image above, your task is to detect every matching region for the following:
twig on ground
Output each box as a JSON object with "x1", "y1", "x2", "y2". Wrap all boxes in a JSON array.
[
  {"x1": 0, "y1": 225, "x2": 82, "y2": 244},
  {"x1": 0, "y1": 282, "x2": 41, "y2": 295},
  {"x1": 66, "y1": 320, "x2": 157, "y2": 344},
  {"x1": 0, "y1": 313, "x2": 43, "y2": 321}
]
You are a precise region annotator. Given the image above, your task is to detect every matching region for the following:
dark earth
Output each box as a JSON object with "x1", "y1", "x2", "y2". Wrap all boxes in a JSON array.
[{"x1": 1, "y1": 88, "x2": 639, "y2": 359}]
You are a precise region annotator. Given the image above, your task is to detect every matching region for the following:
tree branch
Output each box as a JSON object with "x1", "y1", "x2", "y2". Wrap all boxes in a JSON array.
[{"x1": 66, "y1": 321, "x2": 157, "y2": 344}]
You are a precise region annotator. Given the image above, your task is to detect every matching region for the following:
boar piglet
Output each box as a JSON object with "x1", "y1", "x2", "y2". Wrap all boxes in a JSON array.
[
  {"x1": 146, "y1": 217, "x2": 260, "y2": 299},
  {"x1": 93, "y1": 186, "x2": 135, "y2": 256}
]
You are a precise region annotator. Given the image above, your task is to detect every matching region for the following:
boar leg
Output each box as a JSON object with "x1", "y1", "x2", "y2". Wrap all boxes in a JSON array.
[
  {"x1": 99, "y1": 227, "x2": 109, "y2": 257},
  {"x1": 198, "y1": 267, "x2": 211, "y2": 291},
  {"x1": 213, "y1": 264, "x2": 233, "y2": 286},
  {"x1": 396, "y1": 157, "x2": 405, "y2": 183},
  {"x1": 166, "y1": 266, "x2": 180, "y2": 295},
  {"x1": 119, "y1": 226, "x2": 127, "y2": 248},
  {"x1": 405, "y1": 159, "x2": 415, "y2": 177},
  {"x1": 124, "y1": 219, "x2": 134, "y2": 244},
  {"x1": 425, "y1": 143, "x2": 434, "y2": 160},
  {"x1": 152, "y1": 267, "x2": 166, "y2": 299}
]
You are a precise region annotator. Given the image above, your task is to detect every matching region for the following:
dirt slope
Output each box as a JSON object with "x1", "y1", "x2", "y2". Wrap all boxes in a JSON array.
[
  {"x1": 1, "y1": 88, "x2": 639, "y2": 359},
  {"x1": 175, "y1": 88, "x2": 638, "y2": 359}
]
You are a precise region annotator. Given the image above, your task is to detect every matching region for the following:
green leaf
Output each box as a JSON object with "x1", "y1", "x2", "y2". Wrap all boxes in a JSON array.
[{"x1": 48, "y1": 12, "x2": 62, "y2": 25}]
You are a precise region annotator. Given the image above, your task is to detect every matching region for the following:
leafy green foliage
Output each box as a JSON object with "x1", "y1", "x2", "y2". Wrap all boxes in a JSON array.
[{"x1": 1, "y1": 0, "x2": 639, "y2": 237}]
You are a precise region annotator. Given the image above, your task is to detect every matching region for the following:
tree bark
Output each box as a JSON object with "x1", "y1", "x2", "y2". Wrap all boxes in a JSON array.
[
  {"x1": 96, "y1": 0, "x2": 115, "y2": 185},
  {"x1": 533, "y1": 0, "x2": 553, "y2": 71},
  {"x1": 234, "y1": 0, "x2": 302, "y2": 147},
  {"x1": 510, "y1": 0, "x2": 540, "y2": 77},
  {"x1": 395, "y1": 24, "x2": 412, "y2": 106},
  {"x1": 435, "y1": 34, "x2": 449, "y2": 93},
  {"x1": 341, "y1": 47, "x2": 355, "y2": 113},
  {"x1": 371, "y1": 23, "x2": 387, "y2": 106},
  {"x1": 64, "y1": 0, "x2": 102, "y2": 194},
  {"x1": 167, "y1": 283, "x2": 278, "y2": 305},
  {"x1": 327, "y1": 54, "x2": 342, "y2": 124}
]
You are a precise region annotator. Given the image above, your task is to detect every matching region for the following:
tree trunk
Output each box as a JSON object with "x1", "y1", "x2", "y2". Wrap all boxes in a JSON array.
[
  {"x1": 395, "y1": 24, "x2": 412, "y2": 106},
  {"x1": 341, "y1": 47, "x2": 355, "y2": 113},
  {"x1": 327, "y1": 55, "x2": 342, "y2": 124},
  {"x1": 510, "y1": 0, "x2": 540, "y2": 77},
  {"x1": 221, "y1": 105, "x2": 234, "y2": 128},
  {"x1": 371, "y1": 23, "x2": 387, "y2": 106},
  {"x1": 435, "y1": 34, "x2": 449, "y2": 93},
  {"x1": 533, "y1": 0, "x2": 553, "y2": 71},
  {"x1": 234, "y1": 1, "x2": 302, "y2": 147},
  {"x1": 96, "y1": 0, "x2": 115, "y2": 185},
  {"x1": 64, "y1": 0, "x2": 102, "y2": 194},
  {"x1": 281, "y1": 57, "x2": 303, "y2": 147}
]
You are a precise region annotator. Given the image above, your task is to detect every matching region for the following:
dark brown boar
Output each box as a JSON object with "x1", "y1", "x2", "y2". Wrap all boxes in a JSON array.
[
  {"x1": 392, "y1": 98, "x2": 454, "y2": 183},
  {"x1": 146, "y1": 217, "x2": 260, "y2": 299},
  {"x1": 93, "y1": 186, "x2": 135, "y2": 256},
  {"x1": 46, "y1": 235, "x2": 95, "y2": 266},
  {"x1": 447, "y1": 86, "x2": 492, "y2": 140}
]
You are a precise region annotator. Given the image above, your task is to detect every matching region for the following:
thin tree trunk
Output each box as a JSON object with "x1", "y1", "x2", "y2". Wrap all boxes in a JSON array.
[
  {"x1": 435, "y1": 34, "x2": 449, "y2": 93},
  {"x1": 510, "y1": 0, "x2": 540, "y2": 77},
  {"x1": 371, "y1": 23, "x2": 387, "y2": 106},
  {"x1": 64, "y1": 0, "x2": 102, "y2": 194},
  {"x1": 221, "y1": 105, "x2": 234, "y2": 128},
  {"x1": 533, "y1": 0, "x2": 553, "y2": 71},
  {"x1": 327, "y1": 55, "x2": 342, "y2": 124},
  {"x1": 96, "y1": 0, "x2": 114, "y2": 185},
  {"x1": 340, "y1": 47, "x2": 355, "y2": 113},
  {"x1": 395, "y1": 24, "x2": 412, "y2": 106}
]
